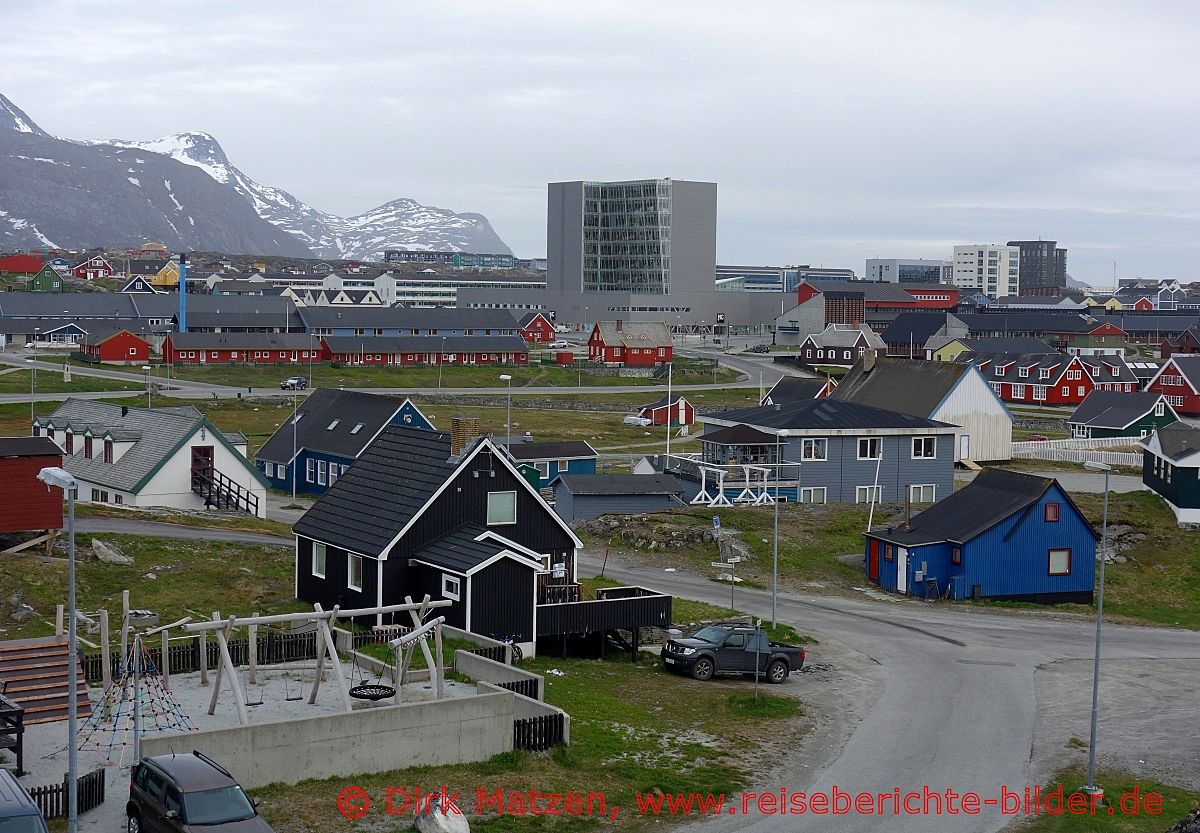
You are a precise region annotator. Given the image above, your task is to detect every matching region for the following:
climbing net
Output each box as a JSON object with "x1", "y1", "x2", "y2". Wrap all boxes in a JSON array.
[{"x1": 77, "y1": 637, "x2": 197, "y2": 766}]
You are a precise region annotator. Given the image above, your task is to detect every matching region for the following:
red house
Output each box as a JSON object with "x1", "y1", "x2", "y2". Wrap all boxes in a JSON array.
[
  {"x1": 164, "y1": 332, "x2": 318, "y2": 365},
  {"x1": 321, "y1": 335, "x2": 529, "y2": 366},
  {"x1": 638, "y1": 395, "x2": 695, "y2": 427},
  {"x1": 71, "y1": 256, "x2": 115, "y2": 281},
  {"x1": 0, "y1": 254, "x2": 45, "y2": 276},
  {"x1": 1146, "y1": 356, "x2": 1200, "y2": 416},
  {"x1": 518, "y1": 312, "x2": 556, "y2": 344},
  {"x1": 973, "y1": 353, "x2": 1138, "y2": 406},
  {"x1": 1133, "y1": 297, "x2": 1154, "y2": 311},
  {"x1": 588, "y1": 321, "x2": 673, "y2": 366},
  {"x1": 1160, "y1": 324, "x2": 1200, "y2": 358},
  {"x1": 0, "y1": 437, "x2": 64, "y2": 534},
  {"x1": 81, "y1": 328, "x2": 152, "y2": 364}
]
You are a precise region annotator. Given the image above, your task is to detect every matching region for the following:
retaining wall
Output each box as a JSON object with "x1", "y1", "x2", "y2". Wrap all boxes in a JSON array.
[{"x1": 454, "y1": 650, "x2": 544, "y2": 700}]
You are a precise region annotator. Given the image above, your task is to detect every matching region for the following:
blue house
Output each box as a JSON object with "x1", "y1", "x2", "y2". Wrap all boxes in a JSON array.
[
  {"x1": 254, "y1": 389, "x2": 432, "y2": 495},
  {"x1": 501, "y1": 440, "x2": 597, "y2": 488},
  {"x1": 864, "y1": 468, "x2": 1096, "y2": 604}
]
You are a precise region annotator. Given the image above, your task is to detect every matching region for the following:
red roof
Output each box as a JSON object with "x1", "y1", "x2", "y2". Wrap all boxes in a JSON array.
[{"x1": 0, "y1": 254, "x2": 45, "y2": 274}]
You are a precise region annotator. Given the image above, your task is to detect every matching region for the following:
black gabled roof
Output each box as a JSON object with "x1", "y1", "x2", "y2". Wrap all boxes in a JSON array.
[
  {"x1": 640, "y1": 394, "x2": 688, "y2": 410},
  {"x1": 879, "y1": 312, "x2": 954, "y2": 347},
  {"x1": 413, "y1": 525, "x2": 511, "y2": 575},
  {"x1": 503, "y1": 440, "x2": 596, "y2": 462},
  {"x1": 707, "y1": 399, "x2": 954, "y2": 432},
  {"x1": 870, "y1": 468, "x2": 1092, "y2": 546},
  {"x1": 956, "y1": 337, "x2": 1059, "y2": 356},
  {"x1": 256, "y1": 388, "x2": 411, "y2": 464},
  {"x1": 831, "y1": 358, "x2": 976, "y2": 419},
  {"x1": 553, "y1": 474, "x2": 683, "y2": 496},
  {"x1": 0, "y1": 436, "x2": 61, "y2": 458},
  {"x1": 762, "y1": 376, "x2": 827, "y2": 405},
  {"x1": 1068, "y1": 391, "x2": 1168, "y2": 429},
  {"x1": 701, "y1": 424, "x2": 782, "y2": 446},
  {"x1": 1149, "y1": 421, "x2": 1200, "y2": 462},
  {"x1": 293, "y1": 426, "x2": 453, "y2": 556}
]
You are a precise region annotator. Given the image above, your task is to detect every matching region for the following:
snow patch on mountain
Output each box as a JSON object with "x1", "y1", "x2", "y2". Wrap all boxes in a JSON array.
[
  {"x1": 0, "y1": 94, "x2": 48, "y2": 137},
  {"x1": 0, "y1": 206, "x2": 57, "y2": 247}
]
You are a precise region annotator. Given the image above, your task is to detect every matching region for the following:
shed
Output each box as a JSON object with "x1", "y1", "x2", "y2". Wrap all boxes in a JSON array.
[
  {"x1": 864, "y1": 468, "x2": 1096, "y2": 604},
  {"x1": 80, "y1": 327, "x2": 152, "y2": 364},
  {"x1": 1068, "y1": 391, "x2": 1177, "y2": 440},
  {"x1": 551, "y1": 474, "x2": 684, "y2": 522},
  {"x1": 0, "y1": 437, "x2": 64, "y2": 534},
  {"x1": 638, "y1": 395, "x2": 695, "y2": 427}
]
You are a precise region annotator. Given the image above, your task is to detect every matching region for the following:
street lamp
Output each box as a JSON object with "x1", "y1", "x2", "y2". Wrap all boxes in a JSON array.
[
  {"x1": 142, "y1": 365, "x2": 152, "y2": 409},
  {"x1": 499, "y1": 374, "x2": 513, "y2": 447},
  {"x1": 1082, "y1": 460, "x2": 1112, "y2": 799},
  {"x1": 37, "y1": 466, "x2": 79, "y2": 833},
  {"x1": 25, "y1": 353, "x2": 35, "y2": 428}
]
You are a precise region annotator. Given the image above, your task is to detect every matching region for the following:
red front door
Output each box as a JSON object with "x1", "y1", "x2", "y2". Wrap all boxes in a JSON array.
[{"x1": 868, "y1": 540, "x2": 880, "y2": 581}]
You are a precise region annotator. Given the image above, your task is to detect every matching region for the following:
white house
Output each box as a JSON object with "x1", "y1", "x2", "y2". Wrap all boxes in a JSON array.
[{"x1": 33, "y1": 399, "x2": 267, "y2": 517}]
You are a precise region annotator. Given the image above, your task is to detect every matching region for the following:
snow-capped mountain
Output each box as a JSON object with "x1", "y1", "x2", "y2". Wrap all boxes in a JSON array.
[
  {"x1": 0, "y1": 94, "x2": 511, "y2": 260},
  {"x1": 106, "y1": 132, "x2": 511, "y2": 261}
]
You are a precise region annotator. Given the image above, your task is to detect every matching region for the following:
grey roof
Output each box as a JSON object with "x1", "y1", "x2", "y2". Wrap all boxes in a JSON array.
[
  {"x1": 256, "y1": 389, "x2": 411, "y2": 464},
  {"x1": 0, "y1": 436, "x2": 61, "y2": 458},
  {"x1": 1163, "y1": 355, "x2": 1200, "y2": 390},
  {"x1": 0, "y1": 293, "x2": 143, "y2": 319},
  {"x1": 708, "y1": 399, "x2": 954, "y2": 432},
  {"x1": 798, "y1": 280, "x2": 915, "y2": 302},
  {"x1": 871, "y1": 468, "x2": 1092, "y2": 547},
  {"x1": 87, "y1": 322, "x2": 156, "y2": 342},
  {"x1": 639, "y1": 395, "x2": 688, "y2": 410},
  {"x1": 294, "y1": 426, "x2": 454, "y2": 556},
  {"x1": 413, "y1": 525, "x2": 510, "y2": 575},
  {"x1": 762, "y1": 376, "x2": 828, "y2": 405},
  {"x1": 1113, "y1": 314, "x2": 1199, "y2": 335},
  {"x1": 503, "y1": 440, "x2": 596, "y2": 462},
  {"x1": 298, "y1": 306, "x2": 520, "y2": 331},
  {"x1": 957, "y1": 312, "x2": 1120, "y2": 335},
  {"x1": 40, "y1": 400, "x2": 246, "y2": 493},
  {"x1": 322, "y1": 335, "x2": 529, "y2": 355},
  {"x1": 1068, "y1": 391, "x2": 1170, "y2": 429},
  {"x1": 879, "y1": 313, "x2": 956, "y2": 347},
  {"x1": 553, "y1": 474, "x2": 683, "y2": 496},
  {"x1": 1150, "y1": 421, "x2": 1200, "y2": 461},
  {"x1": 804, "y1": 324, "x2": 886, "y2": 350},
  {"x1": 166, "y1": 332, "x2": 314, "y2": 350},
  {"x1": 954, "y1": 337, "x2": 1059, "y2": 356},
  {"x1": 831, "y1": 358, "x2": 977, "y2": 419},
  {"x1": 701, "y1": 424, "x2": 782, "y2": 446},
  {"x1": 964, "y1": 353, "x2": 1136, "y2": 386},
  {"x1": 592, "y1": 321, "x2": 673, "y2": 348},
  {"x1": 128, "y1": 259, "x2": 169, "y2": 275}
]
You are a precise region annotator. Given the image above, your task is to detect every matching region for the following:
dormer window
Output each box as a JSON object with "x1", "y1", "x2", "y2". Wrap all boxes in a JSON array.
[
  {"x1": 84, "y1": 436, "x2": 93, "y2": 459},
  {"x1": 66, "y1": 432, "x2": 74, "y2": 454},
  {"x1": 104, "y1": 439, "x2": 113, "y2": 464},
  {"x1": 1018, "y1": 367, "x2": 1029, "y2": 378},
  {"x1": 1039, "y1": 368, "x2": 1051, "y2": 379}
]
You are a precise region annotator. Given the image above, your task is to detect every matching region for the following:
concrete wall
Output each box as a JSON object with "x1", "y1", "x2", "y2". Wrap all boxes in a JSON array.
[
  {"x1": 477, "y1": 681, "x2": 571, "y2": 743},
  {"x1": 454, "y1": 650, "x2": 544, "y2": 700},
  {"x1": 140, "y1": 691, "x2": 514, "y2": 789}
]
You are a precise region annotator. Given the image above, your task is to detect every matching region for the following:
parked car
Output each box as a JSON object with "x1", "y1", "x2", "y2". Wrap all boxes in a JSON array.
[
  {"x1": 661, "y1": 623, "x2": 806, "y2": 683},
  {"x1": 127, "y1": 751, "x2": 275, "y2": 832},
  {"x1": 279, "y1": 376, "x2": 307, "y2": 391},
  {"x1": 0, "y1": 769, "x2": 49, "y2": 833},
  {"x1": 554, "y1": 324, "x2": 572, "y2": 333},
  {"x1": 623, "y1": 415, "x2": 653, "y2": 426},
  {"x1": 547, "y1": 340, "x2": 571, "y2": 349},
  {"x1": 751, "y1": 343, "x2": 770, "y2": 354}
]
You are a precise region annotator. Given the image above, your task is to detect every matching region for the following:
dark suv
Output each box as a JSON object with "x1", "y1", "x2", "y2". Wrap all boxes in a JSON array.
[
  {"x1": 127, "y1": 752, "x2": 274, "y2": 832},
  {"x1": 662, "y1": 623, "x2": 806, "y2": 683}
]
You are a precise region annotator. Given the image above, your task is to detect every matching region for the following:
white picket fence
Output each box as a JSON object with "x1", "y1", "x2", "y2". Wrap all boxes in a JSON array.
[
  {"x1": 1014, "y1": 437, "x2": 1143, "y2": 451},
  {"x1": 1011, "y1": 446, "x2": 1142, "y2": 467}
]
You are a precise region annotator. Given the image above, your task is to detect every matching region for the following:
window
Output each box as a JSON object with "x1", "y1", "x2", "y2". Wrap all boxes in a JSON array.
[
  {"x1": 884, "y1": 543, "x2": 894, "y2": 562},
  {"x1": 1045, "y1": 503, "x2": 1060, "y2": 522},
  {"x1": 263, "y1": 461, "x2": 274, "y2": 478},
  {"x1": 327, "y1": 420, "x2": 339, "y2": 430},
  {"x1": 950, "y1": 546, "x2": 961, "y2": 566},
  {"x1": 536, "y1": 461, "x2": 550, "y2": 479},
  {"x1": 1039, "y1": 368, "x2": 1051, "y2": 379},
  {"x1": 114, "y1": 494, "x2": 123, "y2": 505},
  {"x1": 1154, "y1": 401, "x2": 1165, "y2": 417},
  {"x1": 441, "y1": 574, "x2": 461, "y2": 601},
  {"x1": 1089, "y1": 365, "x2": 1100, "y2": 377},
  {"x1": 66, "y1": 432, "x2": 74, "y2": 454},
  {"x1": 1018, "y1": 367, "x2": 1029, "y2": 378},
  {"x1": 857, "y1": 438, "x2": 882, "y2": 460},
  {"x1": 104, "y1": 440, "x2": 113, "y2": 464},
  {"x1": 84, "y1": 436, "x2": 93, "y2": 459},
  {"x1": 1077, "y1": 386, "x2": 1085, "y2": 397},
  {"x1": 347, "y1": 553, "x2": 363, "y2": 590},
  {"x1": 1033, "y1": 386, "x2": 1047, "y2": 401},
  {"x1": 1060, "y1": 386, "x2": 1069, "y2": 396},
  {"x1": 909, "y1": 484, "x2": 936, "y2": 503},
  {"x1": 801, "y1": 438, "x2": 827, "y2": 461},
  {"x1": 350, "y1": 423, "x2": 364, "y2": 434},
  {"x1": 306, "y1": 458, "x2": 315, "y2": 483},
  {"x1": 1048, "y1": 548, "x2": 1071, "y2": 576},
  {"x1": 856, "y1": 485, "x2": 882, "y2": 504},
  {"x1": 328, "y1": 465, "x2": 338, "y2": 487},
  {"x1": 1012, "y1": 384, "x2": 1026, "y2": 399},
  {"x1": 996, "y1": 365, "x2": 1006, "y2": 377},
  {"x1": 1166, "y1": 395, "x2": 1185, "y2": 407},
  {"x1": 312, "y1": 542, "x2": 326, "y2": 578},
  {"x1": 1067, "y1": 369, "x2": 1080, "y2": 380},
  {"x1": 912, "y1": 437, "x2": 936, "y2": 459},
  {"x1": 317, "y1": 460, "x2": 327, "y2": 485},
  {"x1": 799, "y1": 487, "x2": 826, "y2": 504},
  {"x1": 487, "y1": 491, "x2": 517, "y2": 525}
]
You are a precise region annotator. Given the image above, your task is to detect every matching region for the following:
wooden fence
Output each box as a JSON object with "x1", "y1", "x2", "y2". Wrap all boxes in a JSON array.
[
  {"x1": 513, "y1": 713, "x2": 566, "y2": 752},
  {"x1": 28, "y1": 767, "x2": 105, "y2": 819},
  {"x1": 1011, "y1": 447, "x2": 1142, "y2": 467},
  {"x1": 496, "y1": 678, "x2": 540, "y2": 699},
  {"x1": 82, "y1": 631, "x2": 318, "y2": 684},
  {"x1": 1014, "y1": 437, "x2": 1143, "y2": 450}
]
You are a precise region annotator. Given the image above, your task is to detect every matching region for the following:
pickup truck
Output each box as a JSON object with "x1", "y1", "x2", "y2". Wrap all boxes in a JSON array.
[{"x1": 661, "y1": 623, "x2": 805, "y2": 683}]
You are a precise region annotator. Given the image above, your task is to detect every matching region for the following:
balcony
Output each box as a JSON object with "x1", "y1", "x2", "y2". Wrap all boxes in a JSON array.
[{"x1": 536, "y1": 585, "x2": 671, "y2": 638}]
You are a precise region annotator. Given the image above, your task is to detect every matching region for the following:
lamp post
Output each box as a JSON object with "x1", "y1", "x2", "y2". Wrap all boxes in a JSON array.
[
  {"x1": 308, "y1": 332, "x2": 314, "y2": 388},
  {"x1": 25, "y1": 354, "x2": 35, "y2": 428},
  {"x1": 291, "y1": 391, "x2": 299, "y2": 502},
  {"x1": 499, "y1": 374, "x2": 512, "y2": 447},
  {"x1": 438, "y1": 336, "x2": 447, "y2": 391},
  {"x1": 37, "y1": 466, "x2": 79, "y2": 833},
  {"x1": 142, "y1": 365, "x2": 152, "y2": 409},
  {"x1": 1082, "y1": 460, "x2": 1112, "y2": 799}
]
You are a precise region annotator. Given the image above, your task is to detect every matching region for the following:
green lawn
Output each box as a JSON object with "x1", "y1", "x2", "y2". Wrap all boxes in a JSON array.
[
  {"x1": 0, "y1": 368, "x2": 141, "y2": 394},
  {"x1": 1020, "y1": 767, "x2": 1199, "y2": 832}
]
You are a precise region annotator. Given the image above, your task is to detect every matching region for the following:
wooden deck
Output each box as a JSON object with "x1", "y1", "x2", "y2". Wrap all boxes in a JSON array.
[{"x1": 536, "y1": 586, "x2": 671, "y2": 637}]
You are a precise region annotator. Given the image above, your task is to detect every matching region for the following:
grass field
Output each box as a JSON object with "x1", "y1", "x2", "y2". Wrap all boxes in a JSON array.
[
  {"x1": 0, "y1": 368, "x2": 140, "y2": 394},
  {"x1": 1020, "y1": 767, "x2": 1199, "y2": 832}
]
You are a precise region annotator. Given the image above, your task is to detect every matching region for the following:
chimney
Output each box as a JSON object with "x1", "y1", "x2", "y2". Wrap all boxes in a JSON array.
[
  {"x1": 863, "y1": 350, "x2": 876, "y2": 373},
  {"x1": 615, "y1": 319, "x2": 622, "y2": 332},
  {"x1": 121, "y1": 406, "x2": 128, "y2": 418},
  {"x1": 450, "y1": 413, "x2": 481, "y2": 457}
]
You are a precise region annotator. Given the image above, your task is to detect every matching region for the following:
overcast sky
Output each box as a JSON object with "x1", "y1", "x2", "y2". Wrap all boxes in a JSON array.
[{"x1": 4, "y1": 1, "x2": 1199, "y2": 284}]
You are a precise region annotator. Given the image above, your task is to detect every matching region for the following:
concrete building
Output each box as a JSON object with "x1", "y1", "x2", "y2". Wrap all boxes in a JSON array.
[
  {"x1": 952, "y1": 245, "x2": 1020, "y2": 298},
  {"x1": 716, "y1": 264, "x2": 857, "y2": 293},
  {"x1": 1008, "y1": 240, "x2": 1066, "y2": 295},
  {"x1": 865, "y1": 259, "x2": 953, "y2": 285}
]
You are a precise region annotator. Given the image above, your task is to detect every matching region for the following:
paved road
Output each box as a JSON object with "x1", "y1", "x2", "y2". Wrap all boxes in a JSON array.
[
  {"x1": 956, "y1": 469, "x2": 1147, "y2": 493},
  {"x1": 580, "y1": 554, "x2": 1200, "y2": 833}
]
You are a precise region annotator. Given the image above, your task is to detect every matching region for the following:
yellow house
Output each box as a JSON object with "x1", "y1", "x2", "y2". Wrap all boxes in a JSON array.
[
  {"x1": 128, "y1": 258, "x2": 181, "y2": 287},
  {"x1": 928, "y1": 337, "x2": 974, "y2": 362},
  {"x1": 149, "y1": 260, "x2": 180, "y2": 287},
  {"x1": 1082, "y1": 295, "x2": 1123, "y2": 311}
]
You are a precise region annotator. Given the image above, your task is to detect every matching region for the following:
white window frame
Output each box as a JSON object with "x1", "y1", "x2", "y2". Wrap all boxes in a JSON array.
[
  {"x1": 909, "y1": 484, "x2": 936, "y2": 503},
  {"x1": 801, "y1": 438, "x2": 827, "y2": 461},
  {"x1": 312, "y1": 542, "x2": 326, "y2": 578},
  {"x1": 317, "y1": 460, "x2": 327, "y2": 485},
  {"x1": 487, "y1": 490, "x2": 517, "y2": 525},
  {"x1": 1048, "y1": 548, "x2": 1071, "y2": 577},
  {"x1": 1033, "y1": 386, "x2": 1047, "y2": 401},
  {"x1": 347, "y1": 553, "x2": 363, "y2": 591},
  {"x1": 1154, "y1": 401, "x2": 1165, "y2": 417},
  {"x1": 799, "y1": 486, "x2": 826, "y2": 504},
  {"x1": 911, "y1": 437, "x2": 936, "y2": 459},
  {"x1": 1012, "y1": 383, "x2": 1025, "y2": 399},
  {"x1": 263, "y1": 461, "x2": 274, "y2": 478},
  {"x1": 441, "y1": 574, "x2": 461, "y2": 601},
  {"x1": 857, "y1": 437, "x2": 882, "y2": 460},
  {"x1": 856, "y1": 485, "x2": 882, "y2": 504},
  {"x1": 535, "y1": 461, "x2": 550, "y2": 479},
  {"x1": 306, "y1": 458, "x2": 315, "y2": 483}
]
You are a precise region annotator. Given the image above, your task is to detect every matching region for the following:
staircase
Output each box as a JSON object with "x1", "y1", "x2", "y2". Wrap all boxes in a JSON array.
[
  {"x1": 191, "y1": 464, "x2": 260, "y2": 516},
  {"x1": 0, "y1": 637, "x2": 92, "y2": 725}
]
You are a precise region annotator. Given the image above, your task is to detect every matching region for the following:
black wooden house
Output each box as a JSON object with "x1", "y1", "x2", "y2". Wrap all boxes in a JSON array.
[{"x1": 293, "y1": 425, "x2": 670, "y2": 655}]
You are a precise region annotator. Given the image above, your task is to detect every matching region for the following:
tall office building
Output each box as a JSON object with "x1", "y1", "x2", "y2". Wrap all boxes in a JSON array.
[
  {"x1": 547, "y1": 179, "x2": 717, "y2": 295},
  {"x1": 952, "y1": 244, "x2": 1020, "y2": 298},
  {"x1": 1007, "y1": 240, "x2": 1067, "y2": 295},
  {"x1": 865, "y1": 258, "x2": 953, "y2": 284}
]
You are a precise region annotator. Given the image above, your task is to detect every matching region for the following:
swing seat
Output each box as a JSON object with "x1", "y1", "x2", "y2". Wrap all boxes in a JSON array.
[{"x1": 348, "y1": 683, "x2": 396, "y2": 701}]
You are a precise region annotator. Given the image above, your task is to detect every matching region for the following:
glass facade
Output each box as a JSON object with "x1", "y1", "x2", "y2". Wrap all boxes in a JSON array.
[
  {"x1": 581, "y1": 180, "x2": 672, "y2": 294},
  {"x1": 897, "y1": 263, "x2": 944, "y2": 284}
]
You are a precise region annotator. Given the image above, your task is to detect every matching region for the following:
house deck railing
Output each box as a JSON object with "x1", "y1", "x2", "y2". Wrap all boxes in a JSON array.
[
  {"x1": 191, "y1": 464, "x2": 260, "y2": 516},
  {"x1": 535, "y1": 586, "x2": 671, "y2": 637}
]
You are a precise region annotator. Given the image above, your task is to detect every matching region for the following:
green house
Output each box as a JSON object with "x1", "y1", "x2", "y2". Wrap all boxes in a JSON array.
[
  {"x1": 26, "y1": 264, "x2": 71, "y2": 293},
  {"x1": 1068, "y1": 391, "x2": 1178, "y2": 440}
]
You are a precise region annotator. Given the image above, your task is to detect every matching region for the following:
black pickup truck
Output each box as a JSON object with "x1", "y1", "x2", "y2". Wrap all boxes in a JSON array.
[{"x1": 661, "y1": 623, "x2": 806, "y2": 683}]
